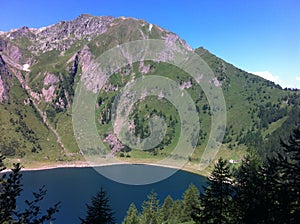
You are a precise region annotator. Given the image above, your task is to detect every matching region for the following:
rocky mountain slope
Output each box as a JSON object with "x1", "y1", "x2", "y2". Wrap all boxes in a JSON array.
[{"x1": 0, "y1": 14, "x2": 298, "y2": 168}]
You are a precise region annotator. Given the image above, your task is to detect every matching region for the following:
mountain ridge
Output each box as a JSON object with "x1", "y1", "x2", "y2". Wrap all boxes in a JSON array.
[{"x1": 0, "y1": 14, "x2": 298, "y2": 171}]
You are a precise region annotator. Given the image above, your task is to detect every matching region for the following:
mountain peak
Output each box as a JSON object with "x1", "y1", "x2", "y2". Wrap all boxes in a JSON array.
[
  {"x1": 71, "y1": 14, "x2": 114, "y2": 25},
  {"x1": 77, "y1": 13, "x2": 94, "y2": 19},
  {"x1": 0, "y1": 13, "x2": 298, "y2": 171},
  {"x1": 0, "y1": 15, "x2": 116, "y2": 54}
]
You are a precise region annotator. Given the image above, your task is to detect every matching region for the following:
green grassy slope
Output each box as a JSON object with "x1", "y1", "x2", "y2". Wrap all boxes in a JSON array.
[{"x1": 0, "y1": 17, "x2": 299, "y2": 168}]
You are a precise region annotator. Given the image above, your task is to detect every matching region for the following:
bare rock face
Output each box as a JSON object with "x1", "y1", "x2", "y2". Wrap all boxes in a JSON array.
[
  {"x1": 44, "y1": 73, "x2": 59, "y2": 86},
  {"x1": 8, "y1": 26, "x2": 36, "y2": 40},
  {"x1": 139, "y1": 61, "x2": 150, "y2": 74},
  {"x1": 0, "y1": 14, "x2": 194, "y2": 103},
  {"x1": 7, "y1": 44, "x2": 22, "y2": 63},
  {"x1": 0, "y1": 55, "x2": 9, "y2": 103},
  {"x1": 0, "y1": 55, "x2": 6, "y2": 70},
  {"x1": 0, "y1": 77, "x2": 8, "y2": 103},
  {"x1": 163, "y1": 33, "x2": 193, "y2": 52},
  {"x1": 42, "y1": 73, "x2": 60, "y2": 103},
  {"x1": 32, "y1": 15, "x2": 114, "y2": 53},
  {"x1": 0, "y1": 37, "x2": 7, "y2": 52},
  {"x1": 42, "y1": 85, "x2": 56, "y2": 103},
  {"x1": 0, "y1": 37, "x2": 23, "y2": 64},
  {"x1": 211, "y1": 77, "x2": 222, "y2": 87},
  {"x1": 0, "y1": 14, "x2": 199, "y2": 158},
  {"x1": 79, "y1": 45, "x2": 94, "y2": 74},
  {"x1": 2, "y1": 14, "x2": 115, "y2": 54}
]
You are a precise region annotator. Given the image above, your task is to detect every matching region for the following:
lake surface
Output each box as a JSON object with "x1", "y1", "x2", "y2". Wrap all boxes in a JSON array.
[{"x1": 18, "y1": 165, "x2": 206, "y2": 223}]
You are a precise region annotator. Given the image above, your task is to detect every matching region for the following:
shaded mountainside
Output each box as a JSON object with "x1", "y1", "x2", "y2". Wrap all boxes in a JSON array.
[{"x1": 0, "y1": 14, "x2": 299, "y2": 167}]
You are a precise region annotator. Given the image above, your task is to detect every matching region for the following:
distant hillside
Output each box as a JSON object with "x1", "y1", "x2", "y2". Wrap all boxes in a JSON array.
[{"x1": 196, "y1": 47, "x2": 300, "y2": 158}]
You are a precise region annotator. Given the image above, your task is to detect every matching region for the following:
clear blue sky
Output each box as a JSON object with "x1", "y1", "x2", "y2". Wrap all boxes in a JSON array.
[{"x1": 1, "y1": 0, "x2": 299, "y2": 88}]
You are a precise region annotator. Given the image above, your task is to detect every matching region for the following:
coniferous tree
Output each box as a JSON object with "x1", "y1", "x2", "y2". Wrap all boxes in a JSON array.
[
  {"x1": 121, "y1": 128, "x2": 300, "y2": 224},
  {"x1": 181, "y1": 183, "x2": 200, "y2": 222},
  {"x1": 0, "y1": 160, "x2": 23, "y2": 222},
  {"x1": 0, "y1": 154, "x2": 60, "y2": 223},
  {"x1": 244, "y1": 127, "x2": 300, "y2": 223},
  {"x1": 193, "y1": 158, "x2": 234, "y2": 224},
  {"x1": 139, "y1": 191, "x2": 162, "y2": 224},
  {"x1": 80, "y1": 187, "x2": 116, "y2": 224},
  {"x1": 160, "y1": 195, "x2": 173, "y2": 223},
  {"x1": 234, "y1": 128, "x2": 300, "y2": 223},
  {"x1": 268, "y1": 128, "x2": 300, "y2": 223},
  {"x1": 122, "y1": 203, "x2": 139, "y2": 224},
  {"x1": 234, "y1": 150, "x2": 262, "y2": 223},
  {"x1": 255, "y1": 158, "x2": 281, "y2": 223},
  {"x1": 167, "y1": 200, "x2": 183, "y2": 224}
]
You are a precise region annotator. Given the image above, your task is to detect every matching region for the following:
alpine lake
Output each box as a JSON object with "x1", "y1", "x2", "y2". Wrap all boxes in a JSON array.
[{"x1": 19, "y1": 164, "x2": 206, "y2": 223}]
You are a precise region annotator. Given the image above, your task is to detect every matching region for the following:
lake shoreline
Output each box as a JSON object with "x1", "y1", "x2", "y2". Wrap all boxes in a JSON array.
[
  {"x1": 2, "y1": 160, "x2": 210, "y2": 176},
  {"x1": 16, "y1": 162, "x2": 207, "y2": 223}
]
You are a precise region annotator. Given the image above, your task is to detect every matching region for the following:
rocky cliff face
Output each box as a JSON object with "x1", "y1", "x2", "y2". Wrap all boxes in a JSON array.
[
  {"x1": 0, "y1": 15, "x2": 189, "y2": 160},
  {"x1": 2, "y1": 15, "x2": 114, "y2": 53},
  {"x1": 0, "y1": 55, "x2": 9, "y2": 103},
  {"x1": 0, "y1": 14, "x2": 189, "y2": 101}
]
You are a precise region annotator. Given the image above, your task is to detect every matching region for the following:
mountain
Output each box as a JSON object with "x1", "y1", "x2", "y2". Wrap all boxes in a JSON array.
[{"x1": 0, "y1": 14, "x2": 299, "y2": 170}]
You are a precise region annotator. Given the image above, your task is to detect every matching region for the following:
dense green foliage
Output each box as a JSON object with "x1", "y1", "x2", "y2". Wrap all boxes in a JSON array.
[
  {"x1": 122, "y1": 184, "x2": 199, "y2": 224},
  {"x1": 80, "y1": 187, "x2": 116, "y2": 224},
  {"x1": 196, "y1": 47, "x2": 300, "y2": 159},
  {"x1": 0, "y1": 154, "x2": 60, "y2": 223},
  {"x1": 193, "y1": 158, "x2": 235, "y2": 223},
  {"x1": 122, "y1": 128, "x2": 300, "y2": 224},
  {"x1": 122, "y1": 203, "x2": 139, "y2": 224},
  {"x1": 262, "y1": 104, "x2": 300, "y2": 157},
  {"x1": 139, "y1": 191, "x2": 162, "y2": 224},
  {"x1": 192, "y1": 127, "x2": 300, "y2": 223},
  {"x1": 95, "y1": 47, "x2": 300, "y2": 164}
]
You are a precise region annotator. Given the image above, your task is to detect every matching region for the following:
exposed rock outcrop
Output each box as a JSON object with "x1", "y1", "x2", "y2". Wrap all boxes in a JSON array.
[
  {"x1": 25, "y1": 15, "x2": 113, "y2": 53},
  {"x1": 42, "y1": 85, "x2": 56, "y2": 103},
  {"x1": 44, "y1": 73, "x2": 59, "y2": 86},
  {"x1": 79, "y1": 45, "x2": 94, "y2": 74},
  {"x1": 8, "y1": 26, "x2": 36, "y2": 40},
  {"x1": 139, "y1": 61, "x2": 150, "y2": 74},
  {"x1": 0, "y1": 14, "x2": 195, "y2": 155},
  {"x1": 0, "y1": 55, "x2": 9, "y2": 103},
  {"x1": 0, "y1": 37, "x2": 23, "y2": 64},
  {"x1": 42, "y1": 73, "x2": 59, "y2": 103}
]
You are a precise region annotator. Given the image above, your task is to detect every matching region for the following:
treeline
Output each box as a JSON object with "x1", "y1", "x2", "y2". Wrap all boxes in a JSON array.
[
  {"x1": 122, "y1": 184, "x2": 200, "y2": 224},
  {"x1": 262, "y1": 105, "x2": 300, "y2": 157},
  {"x1": 258, "y1": 103, "x2": 287, "y2": 129},
  {"x1": 123, "y1": 128, "x2": 300, "y2": 224},
  {"x1": 2, "y1": 127, "x2": 300, "y2": 223},
  {"x1": 238, "y1": 104, "x2": 300, "y2": 160}
]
